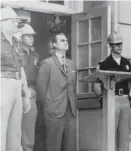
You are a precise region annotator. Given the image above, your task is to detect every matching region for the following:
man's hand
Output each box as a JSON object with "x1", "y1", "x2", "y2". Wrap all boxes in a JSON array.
[
  {"x1": 29, "y1": 87, "x2": 37, "y2": 101},
  {"x1": 23, "y1": 96, "x2": 31, "y2": 113},
  {"x1": 22, "y1": 89, "x2": 31, "y2": 113}
]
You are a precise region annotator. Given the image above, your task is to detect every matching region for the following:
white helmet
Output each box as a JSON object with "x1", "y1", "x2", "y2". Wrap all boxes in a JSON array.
[
  {"x1": 108, "y1": 31, "x2": 123, "y2": 44},
  {"x1": 19, "y1": 24, "x2": 36, "y2": 35},
  {"x1": 1, "y1": 6, "x2": 27, "y2": 22}
]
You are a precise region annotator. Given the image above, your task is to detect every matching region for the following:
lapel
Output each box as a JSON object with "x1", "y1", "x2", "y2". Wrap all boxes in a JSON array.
[{"x1": 52, "y1": 55, "x2": 68, "y2": 76}]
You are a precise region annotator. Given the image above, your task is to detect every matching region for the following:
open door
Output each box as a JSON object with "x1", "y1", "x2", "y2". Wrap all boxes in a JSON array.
[{"x1": 71, "y1": 6, "x2": 111, "y2": 151}]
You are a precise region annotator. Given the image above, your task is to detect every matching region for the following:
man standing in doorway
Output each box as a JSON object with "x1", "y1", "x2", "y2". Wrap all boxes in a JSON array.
[
  {"x1": 16, "y1": 24, "x2": 39, "y2": 151},
  {"x1": 94, "y1": 31, "x2": 131, "y2": 151},
  {"x1": 36, "y1": 33, "x2": 77, "y2": 151},
  {"x1": 1, "y1": 7, "x2": 31, "y2": 151}
]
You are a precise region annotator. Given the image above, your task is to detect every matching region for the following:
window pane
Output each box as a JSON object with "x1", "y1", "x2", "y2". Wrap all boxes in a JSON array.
[
  {"x1": 78, "y1": 70, "x2": 89, "y2": 93},
  {"x1": 91, "y1": 17, "x2": 101, "y2": 41},
  {"x1": 91, "y1": 43, "x2": 101, "y2": 67},
  {"x1": 78, "y1": 45, "x2": 89, "y2": 68},
  {"x1": 78, "y1": 20, "x2": 89, "y2": 43}
]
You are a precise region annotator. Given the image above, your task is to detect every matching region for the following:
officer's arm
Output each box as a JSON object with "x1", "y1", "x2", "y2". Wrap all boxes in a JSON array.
[
  {"x1": 94, "y1": 83, "x2": 102, "y2": 97},
  {"x1": 94, "y1": 64, "x2": 103, "y2": 97},
  {"x1": 36, "y1": 61, "x2": 50, "y2": 102},
  {"x1": 21, "y1": 66, "x2": 30, "y2": 97},
  {"x1": 21, "y1": 66, "x2": 31, "y2": 113}
]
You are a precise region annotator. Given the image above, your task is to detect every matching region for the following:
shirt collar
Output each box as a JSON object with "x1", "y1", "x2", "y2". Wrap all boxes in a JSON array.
[
  {"x1": 55, "y1": 52, "x2": 66, "y2": 65},
  {"x1": 20, "y1": 43, "x2": 34, "y2": 55},
  {"x1": 111, "y1": 54, "x2": 121, "y2": 65},
  {"x1": 1, "y1": 30, "x2": 13, "y2": 45},
  {"x1": 1, "y1": 33, "x2": 6, "y2": 41}
]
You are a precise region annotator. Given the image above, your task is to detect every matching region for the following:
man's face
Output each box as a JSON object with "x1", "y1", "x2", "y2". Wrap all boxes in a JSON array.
[
  {"x1": 53, "y1": 34, "x2": 69, "y2": 52},
  {"x1": 111, "y1": 43, "x2": 123, "y2": 55},
  {"x1": 22, "y1": 34, "x2": 34, "y2": 46},
  {"x1": 1, "y1": 19, "x2": 19, "y2": 33}
]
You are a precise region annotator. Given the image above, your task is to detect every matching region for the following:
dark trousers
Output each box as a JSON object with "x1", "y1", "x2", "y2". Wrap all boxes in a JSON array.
[
  {"x1": 34, "y1": 100, "x2": 45, "y2": 151},
  {"x1": 44, "y1": 103, "x2": 76, "y2": 151},
  {"x1": 115, "y1": 95, "x2": 130, "y2": 151},
  {"x1": 22, "y1": 85, "x2": 37, "y2": 151}
]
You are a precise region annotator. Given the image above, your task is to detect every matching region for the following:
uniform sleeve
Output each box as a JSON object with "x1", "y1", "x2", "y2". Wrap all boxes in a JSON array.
[
  {"x1": 99, "y1": 62, "x2": 107, "y2": 70},
  {"x1": 36, "y1": 60, "x2": 50, "y2": 102}
]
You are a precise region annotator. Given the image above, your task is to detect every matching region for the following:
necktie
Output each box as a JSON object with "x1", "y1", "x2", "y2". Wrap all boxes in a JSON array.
[{"x1": 62, "y1": 56, "x2": 67, "y2": 73}]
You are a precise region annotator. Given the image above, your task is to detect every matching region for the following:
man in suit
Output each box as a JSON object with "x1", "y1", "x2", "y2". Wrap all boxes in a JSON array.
[{"x1": 36, "y1": 33, "x2": 77, "y2": 151}]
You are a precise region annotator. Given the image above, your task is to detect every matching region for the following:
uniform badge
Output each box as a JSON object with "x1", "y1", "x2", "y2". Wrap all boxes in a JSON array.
[{"x1": 126, "y1": 65, "x2": 129, "y2": 70}]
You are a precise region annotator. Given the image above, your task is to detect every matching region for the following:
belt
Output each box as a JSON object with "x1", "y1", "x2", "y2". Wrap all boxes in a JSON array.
[
  {"x1": 115, "y1": 88, "x2": 128, "y2": 96},
  {"x1": 0, "y1": 71, "x2": 21, "y2": 80}
]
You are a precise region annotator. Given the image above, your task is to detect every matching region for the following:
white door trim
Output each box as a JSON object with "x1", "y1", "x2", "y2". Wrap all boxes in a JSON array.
[{"x1": 2, "y1": 1, "x2": 76, "y2": 15}]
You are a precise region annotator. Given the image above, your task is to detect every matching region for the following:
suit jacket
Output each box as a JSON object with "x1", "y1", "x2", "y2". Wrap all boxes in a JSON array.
[{"x1": 36, "y1": 55, "x2": 76, "y2": 118}]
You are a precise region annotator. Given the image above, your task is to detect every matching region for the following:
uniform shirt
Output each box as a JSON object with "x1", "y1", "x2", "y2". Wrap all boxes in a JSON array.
[
  {"x1": 99, "y1": 55, "x2": 131, "y2": 94},
  {"x1": 20, "y1": 44, "x2": 39, "y2": 85},
  {"x1": 1, "y1": 33, "x2": 23, "y2": 72}
]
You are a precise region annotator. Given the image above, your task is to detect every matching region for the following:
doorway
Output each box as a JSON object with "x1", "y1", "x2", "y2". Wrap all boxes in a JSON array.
[{"x1": 31, "y1": 11, "x2": 71, "y2": 62}]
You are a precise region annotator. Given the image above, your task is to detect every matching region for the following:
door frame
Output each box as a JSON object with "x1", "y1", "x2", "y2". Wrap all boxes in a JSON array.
[{"x1": 2, "y1": 1, "x2": 76, "y2": 15}]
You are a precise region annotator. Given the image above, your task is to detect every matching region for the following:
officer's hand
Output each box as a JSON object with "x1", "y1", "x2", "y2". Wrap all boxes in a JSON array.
[
  {"x1": 94, "y1": 83, "x2": 102, "y2": 96},
  {"x1": 114, "y1": 75, "x2": 121, "y2": 83},
  {"x1": 98, "y1": 76, "x2": 107, "y2": 89},
  {"x1": 98, "y1": 75, "x2": 116, "y2": 89},
  {"x1": 29, "y1": 87, "x2": 37, "y2": 101},
  {"x1": 23, "y1": 97, "x2": 31, "y2": 113}
]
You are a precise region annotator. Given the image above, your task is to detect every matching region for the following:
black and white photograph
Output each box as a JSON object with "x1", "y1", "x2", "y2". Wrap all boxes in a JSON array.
[{"x1": 1, "y1": 1, "x2": 131, "y2": 151}]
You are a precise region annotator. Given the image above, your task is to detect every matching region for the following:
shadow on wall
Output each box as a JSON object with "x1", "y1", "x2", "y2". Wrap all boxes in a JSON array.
[{"x1": 31, "y1": 12, "x2": 71, "y2": 62}]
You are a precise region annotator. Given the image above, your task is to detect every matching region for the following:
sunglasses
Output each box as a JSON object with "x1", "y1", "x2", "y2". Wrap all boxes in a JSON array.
[{"x1": 110, "y1": 43, "x2": 123, "y2": 47}]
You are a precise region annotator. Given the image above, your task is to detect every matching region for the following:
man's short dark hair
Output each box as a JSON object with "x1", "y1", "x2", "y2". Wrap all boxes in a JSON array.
[{"x1": 51, "y1": 33, "x2": 66, "y2": 45}]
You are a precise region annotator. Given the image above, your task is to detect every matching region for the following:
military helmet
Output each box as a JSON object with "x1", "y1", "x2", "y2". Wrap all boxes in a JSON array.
[
  {"x1": 19, "y1": 24, "x2": 36, "y2": 35},
  {"x1": 1, "y1": 6, "x2": 27, "y2": 22},
  {"x1": 108, "y1": 31, "x2": 123, "y2": 44}
]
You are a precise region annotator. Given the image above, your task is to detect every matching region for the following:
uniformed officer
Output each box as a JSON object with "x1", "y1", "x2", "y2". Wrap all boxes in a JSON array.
[
  {"x1": 17, "y1": 24, "x2": 39, "y2": 151},
  {"x1": 1, "y1": 7, "x2": 31, "y2": 151},
  {"x1": 94, "y1": 31, "x2": 131, "y2": 151}
]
